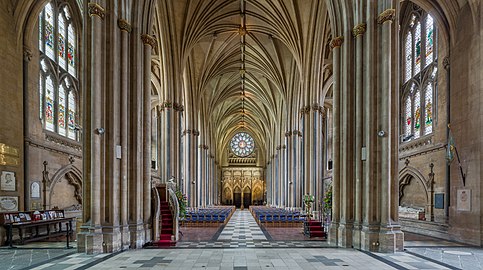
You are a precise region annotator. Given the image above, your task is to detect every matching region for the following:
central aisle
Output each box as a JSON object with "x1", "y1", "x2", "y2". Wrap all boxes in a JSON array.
[{"x1": 217, "y1": 209, "x2": 267, "y2": 241}]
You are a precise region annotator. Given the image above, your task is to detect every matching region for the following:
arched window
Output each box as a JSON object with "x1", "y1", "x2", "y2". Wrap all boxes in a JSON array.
[
  {"x1": 401, "y1": 3, "x2": 437, "y2": 142},
  {"x1": 38, "y1": 1, "x2": 79, "y2": 140}
]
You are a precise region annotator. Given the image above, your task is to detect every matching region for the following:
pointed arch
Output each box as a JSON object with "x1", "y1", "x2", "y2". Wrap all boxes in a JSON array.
[
  {"x1": 49, "y1": 163, "x2": 83, "y2": 206},
  {"x1": 398, "y1": 166, "x2": 429, "y2": 204}
]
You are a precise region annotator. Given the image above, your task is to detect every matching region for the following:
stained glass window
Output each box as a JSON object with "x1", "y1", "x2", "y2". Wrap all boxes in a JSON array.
[
  {"x1": 414, "y1": 22, "x2": 421, "y2": 74},
  {"x1": 38, "y1": 1, "x2": 79, "y2": 140},
  {"x1": 44, "y1": 3, "x2": 55, "y2": 60},
  {"x1": 68, "y1": 89, "x2": 76, "y2": 140},
  {"x1": 414, "y1": 90, "x2": 421, "y2": 139},
  {"x1": 230, "y1": 132, "x2": 255, "y2": 157},
  {"x1": 39, "y1": 74, "x2": 43, "y2": 119},
  {"x1": 67, "y1": 25, "x2": 76, "y2": 77},
  {"x1": 404, "y1": 32, "x2": 412, "y2": 83},
  {"x1": 400, "y1": 3, "x2": 437, "y2": 142},
  {"x1": 58, "y1": 84, "x2": 66, "y2": 136},
  {"x1": 405, "y1": 96, "x2": 412, "y2": 137},
  {"x1": 58, "y1": 14, "x2": 66, "y2": 69},
  {"x1": 424, "y1": 83, "x2": 433, "y2": 135},
  {"x1": 425, "y1": 15, "x2": 434, "y2": 67},
  {"x1": 45, "y1": 76, "x2": 55, "y2": 132}
]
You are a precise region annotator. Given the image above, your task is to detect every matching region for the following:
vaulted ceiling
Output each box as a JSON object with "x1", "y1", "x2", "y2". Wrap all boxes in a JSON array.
[{"x1": 151, "y1": 0, "x2": 332, "y2": 165}]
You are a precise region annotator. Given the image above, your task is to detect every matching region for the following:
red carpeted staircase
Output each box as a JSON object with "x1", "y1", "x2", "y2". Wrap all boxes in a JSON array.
[
  {"x1": 153, "y1": 201, "x2": 176, "y2": 247},
  {"x1": 305, "y1": 220, "x2": 326, "y2": 238}
]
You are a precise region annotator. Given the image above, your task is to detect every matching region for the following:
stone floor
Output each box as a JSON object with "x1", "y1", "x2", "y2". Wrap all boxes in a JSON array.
[{"x1": 1, "y1": 210, "x2": 482, "y2": 269}]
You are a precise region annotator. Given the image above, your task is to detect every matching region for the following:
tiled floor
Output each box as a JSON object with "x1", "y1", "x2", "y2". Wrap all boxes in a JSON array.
[
  {"x1": 2, "y1": 212, "x2": 483, "y2": 269},
  {"x1": 217, "y1": 210, "x2": 267, "y2": 241}
]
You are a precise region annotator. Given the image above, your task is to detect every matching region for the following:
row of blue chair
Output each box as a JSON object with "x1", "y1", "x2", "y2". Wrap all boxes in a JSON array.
[
  {"x1": 181, "y1": 206, "x2": 235, "y2": 226},
  {"x1": 250, "y1": 206, "x2": 305, "y2": 227}
]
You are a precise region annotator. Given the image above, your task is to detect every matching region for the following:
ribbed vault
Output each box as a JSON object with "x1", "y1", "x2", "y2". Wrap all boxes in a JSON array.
[{"x1": 152, "y1": 0, "x2": 331, "y2": 167}]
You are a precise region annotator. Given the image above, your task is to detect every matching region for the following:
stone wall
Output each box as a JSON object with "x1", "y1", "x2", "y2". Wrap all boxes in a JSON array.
[
  {"x1": 398, "y1": 1, "x2": 483, "y2": 246},
  {"x1": 447, "y1": 3, "x2": 482, "y2": 245},
  {"x1": 0, "y1": 1, "x2": 25, "y2": 211}
]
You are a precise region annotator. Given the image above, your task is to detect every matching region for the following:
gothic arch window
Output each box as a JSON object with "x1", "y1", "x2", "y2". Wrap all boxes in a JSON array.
[
  {"x1": 38, "y1": 1, "x2": 79, "y2": 140},
  {"x1": 401, "y1": 3, "x2": 437, "y2": 142}
]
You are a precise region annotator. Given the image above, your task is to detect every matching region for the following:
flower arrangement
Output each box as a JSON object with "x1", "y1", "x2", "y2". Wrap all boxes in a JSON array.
[
  {"x1": 304, "y1": 194, "x2": 315, "y2": 204},
  {"x1": 303, "y1": 194, "x2": 315, "y2": 219},
  {"x1": 175, "y1": 190, "x2": 187, "y2": 218}
]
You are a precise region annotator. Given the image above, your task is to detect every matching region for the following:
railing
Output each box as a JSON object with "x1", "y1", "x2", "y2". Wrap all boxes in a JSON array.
[
  {"x1": 152, "y1": 187, "x2": 161, "y2": 241},
  {"x1": 167, "y1": 184, "x2": 180, "y2": 241}
]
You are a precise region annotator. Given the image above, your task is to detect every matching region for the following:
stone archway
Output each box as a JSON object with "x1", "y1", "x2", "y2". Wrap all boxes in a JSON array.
[
  {"x1": 398, "y1": 167, "x2": 430, "y2": 220},
  {"x1": 49, "y1": 164, "x2": 82, "y2": 210}
]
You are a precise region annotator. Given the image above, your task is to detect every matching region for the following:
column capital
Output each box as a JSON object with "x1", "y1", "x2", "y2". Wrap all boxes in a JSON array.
[
  {"x1": 352, "y1": 23, "x2": 367, "y2": 37},
  {"x1": 88, "y1": 2, "x2": 105, "y2": 20},
  {"x1": 141, "y1": 34, "x2": 157, "y2": 49},
  {"x1": 300, "y1": 105, "x2": 311, "y2": 115},
  {"x1": 330, "y1": 36, "x2": 344, "y2": 49},
  {"x1": 377, "y1": 9, "x2": 396, "y2": 25},
  {"x1": 117, "y1": 19, "x2": 132, "y2": 33}
]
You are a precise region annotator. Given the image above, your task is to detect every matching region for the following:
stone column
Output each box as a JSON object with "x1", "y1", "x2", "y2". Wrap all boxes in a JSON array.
[
  {"x1": 328, "y1": 36, "x2": 343, "y2": 245},
  {"x1": 118, "y1": 18, "x2": 131, "y2": 250},
  {"x1": 376, "y1": 8, "x2": 403, "y2": 252},
  {"x1": 141, "y1": 33, "x2": 156, "y2": 242},
  {"x1": 293, "y1": 130, "x2": 302, "y2": 207},
  {"x1": 285, "y1": 132, "x2": 292, "y2": 207},
  {"x1": 352, "y1": 22, "x2": 366, "y2": 249},
  {"x1": 79, "y1": 2, "x2": 105, "y2": 254}
]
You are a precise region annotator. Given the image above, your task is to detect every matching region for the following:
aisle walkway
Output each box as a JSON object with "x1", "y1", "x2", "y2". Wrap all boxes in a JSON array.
[{"x1": 217, "y1": 209, "x2": 267, "y2": 241}]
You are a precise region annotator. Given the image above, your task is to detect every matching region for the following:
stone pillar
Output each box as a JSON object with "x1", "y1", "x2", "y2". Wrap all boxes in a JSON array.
[
  {"x1": 361, "y1": 9, "x2": 379, "y2": 251},
  {"x1": 118, "y1": 18, "x2": 131, "y2": 250},
  {"x1": 79, "y1": 2, "x2": 105, "y2": 254},
  {"x1": 285, "y1": 132, "x2": 293, "y2": 207},
  {"x1": 376, "y1": 7, "x2": 403, "y2": 252},
  {"x1": 293, "y1": 130, "x2": 302, "y2": 207},
  {"x1": 141, "y1": 33, "x2": 156, "y2": 242},
  {"x1": 352, "y1": 22, "x2": 366, "y2": 249},
  {"x1": 328, "y1": 36, "x2": 343, "y2": 246}
]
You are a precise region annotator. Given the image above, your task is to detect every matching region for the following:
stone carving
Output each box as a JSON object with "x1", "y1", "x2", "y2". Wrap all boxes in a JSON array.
[
  {"x1": 23, "y1": 47, "x2": 33, "y2": 62},
  {"x1": 443, "y1": 57, "x2": 450, "y2": 70},
  {"x1": 352, "y1": 23, "x2": 367, "y2": 37},
  {"x1": 377, "y1": 9, "x2": 396, "y2": 24},
  {"x1": 141, "y1": 34, "x2": 157, "y2": 49},
  {"x1": 65, "y1": 171, "x2": 82, "y2": 205},
  {"x1": 45, "y1": 133, "x2": 82, "y2": 151},
  {"x1": 88, "y1": 2, "x2": 105, "y2": 20},
  {"x1": 330, "y1": 36, "x2": 344, "y2": 49},
  {"x1": 117, "y1": 19, "x2": 132, "y2": 33}
]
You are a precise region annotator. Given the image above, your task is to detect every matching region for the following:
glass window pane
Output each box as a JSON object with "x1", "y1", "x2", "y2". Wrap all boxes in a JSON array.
[
  {"x1": 68, "y1": 90, "x2": 76, "y2": 139},
  {"x1": 414, "y1": 90, "x2": 421, "y2": 139},
  {"x1": 39, "y1": 10, "x2": 43, "y2": 52},
  {"x1": 39, "y1": 73, "x2": 43, "y2": 119},
  {"x1": 414, "y1": 22, "x2": 421, "y2": 75},
  {"x1": 425, "y1": 15, "x2": 434, "y2": 67},
  {"x1": 45, "y1": 76, "x2": 55, "y2": 132},
  {"x1": 424, "y1": 83, "x2": 433, "y2": 135},
  {"x1": 405, "y1": 32, "x2": 412, "y2": 83},
  {"x1": 58, "y1": 83, "x2": 67, "y2": 136},
  {"x1": 68, "y1": 24, "x2": 76, "y2": 77},
  {"x1": 44, "y1": 3, "x2": 55, "y2": 61},
  {"x1": 405, "y1": 96, "x2": 412, "y2": 138},
  {"x1": 58, "y1": 13, "x2": 66, "y2": 69}
]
